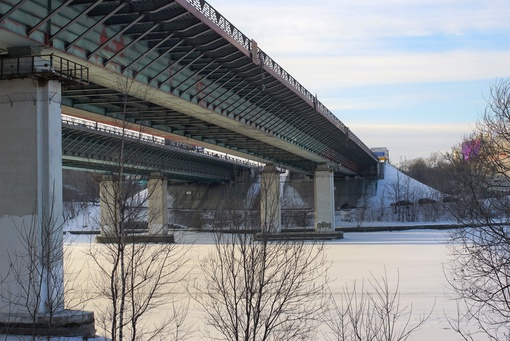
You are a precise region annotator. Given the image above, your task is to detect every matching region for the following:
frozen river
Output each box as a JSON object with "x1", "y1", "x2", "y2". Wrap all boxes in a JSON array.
[
  {"x1": 327, "y1": 229, "x2": 459, "y2": 341},
  {"x1": 66, "y1": 229, "x2": 480, "y2": 341}
]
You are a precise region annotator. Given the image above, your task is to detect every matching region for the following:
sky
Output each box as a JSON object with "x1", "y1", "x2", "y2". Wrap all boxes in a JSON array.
[{"x1": 206, "y1": 0, "x2": 510, "y2": 164}]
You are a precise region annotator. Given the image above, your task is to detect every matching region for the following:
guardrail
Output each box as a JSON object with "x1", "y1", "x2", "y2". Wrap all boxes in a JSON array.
[
  {"x1": 0, "y1": 54, "x2": 88, "y2": 84},
  {"x1": 62, "y1": 115, "x2": 259, "y2": 168},
  {"x1": 187, "y1": 0, "x2": 251, "y2": 51},
  {"x1": 63, "y1": 115, "x2": 165, "y2": 145}
]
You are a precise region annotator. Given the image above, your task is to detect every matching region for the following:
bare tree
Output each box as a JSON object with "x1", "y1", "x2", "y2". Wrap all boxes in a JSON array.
[
  {"x1": 325, "y1": 270, "x2": 431, "y2": 341},
  {"x1": 195, "y1": 170, "x2": 329, "y2": 341},
  {"x1": 82, "y1": 63, "x2": 192, "y2": 341},
  {"x1": 87, "y1": 222, "x2": 191, "y2": 340},
  {"x1": 210, "y1": 173, "x2": 259, "y2": 231},
  {"x1": 385, "y1": 169, "x2": 420, "y2": 222},
  {"x1": 63, "y1": 169, "x2": 99, "y2": 223},
  {"x1": 0, "y1": 192, "x2": 90, "y2": 340},
  {"x1": 445, "y1": 78, "x2": 510, "y2": 340},
  {"x1": 354, "y1": 179, "x2": 374, "y2": 227}
]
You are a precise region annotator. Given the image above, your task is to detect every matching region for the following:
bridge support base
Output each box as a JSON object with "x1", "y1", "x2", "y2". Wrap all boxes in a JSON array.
[
  {"x1": 314, "y1": 164, "x2": 336, "y2": 232},
  {"x1": 260, "y1": 164, "x2": 282, "y2": 232},
  {"x1": 0, "y1": 310, "x2": 95, "y2": 337}
]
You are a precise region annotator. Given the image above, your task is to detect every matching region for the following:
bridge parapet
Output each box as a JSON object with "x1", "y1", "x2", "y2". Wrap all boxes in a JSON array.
[{"x1": 185, "y1": 0, "x2": 251, "y2": 51}]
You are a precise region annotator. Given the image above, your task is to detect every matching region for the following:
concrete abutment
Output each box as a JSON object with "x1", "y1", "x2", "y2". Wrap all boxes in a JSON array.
[{"x1": 167, "y1": 168, "x2": 377, "y2": 232}]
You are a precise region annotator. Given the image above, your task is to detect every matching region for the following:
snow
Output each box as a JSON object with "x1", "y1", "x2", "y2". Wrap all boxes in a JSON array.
[
  {"x1": 37, "y1": 162, "x2": 469, "y2": 341},
  {"x1": 63, "y1": 162, "x2": 452, "y2": 233},
  {"x1": 63, "y1": 201, "x2": 100, "y2": 232},
  {"x1": 374, "y1": 162, "x2": 442, "y2": 205},
  {"x1": 53, "y1": 229, "x2": 474, "y2": 341}
]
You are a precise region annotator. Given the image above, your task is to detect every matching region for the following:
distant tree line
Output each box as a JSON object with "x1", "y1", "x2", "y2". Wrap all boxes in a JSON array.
[{"x1": 401, "y1": 153, "x2": 458, "y2": 195}]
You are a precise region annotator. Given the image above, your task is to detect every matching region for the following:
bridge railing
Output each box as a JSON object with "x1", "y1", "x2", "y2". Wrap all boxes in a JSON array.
[
  {"x1": 0, "y1": 54, "x2": 89, "y2": 84},
  {"x1": 183, "y1": 0, "x2": 376, "y2": 160},
  {"x1": 186, "y1": 0, "x2": 251, "y2": 51},
  {"x1": 62, "y1": 115, "x2": 259, "y2": 168},
  {"x1": 62, "y1": 115, "x2": 166, "y2": 144},
  {"x1": 45, "y1": 54, "x2": 89, "y2": 84}
]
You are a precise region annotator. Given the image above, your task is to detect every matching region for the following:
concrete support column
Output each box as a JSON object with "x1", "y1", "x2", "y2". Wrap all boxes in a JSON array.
[
  {"x1": 99, "y1": 175, "x2": 119, "y2": 236},
  {"x1": 0, "y1": 78, "x2": 64, "y2": 314},
  {"x1": 314, "y1": 164, "x2": 335, "y2": 232},
  {"x1": 260, "y1": 164, "x2": 281, "y2": 232},
  {"x1": 148, "y1": 173, "x2": 168, "y2": 235}
]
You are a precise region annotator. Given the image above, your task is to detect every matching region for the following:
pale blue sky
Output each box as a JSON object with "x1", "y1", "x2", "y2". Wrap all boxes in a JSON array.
[{"x1": 209, "y1": 0, "x2": 510, "y2": 163}]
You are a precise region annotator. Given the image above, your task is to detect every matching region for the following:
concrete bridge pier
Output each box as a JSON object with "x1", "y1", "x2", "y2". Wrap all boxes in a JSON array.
[
  {"x1": 148, "y1": 173, "x2": 168, "y2": 235},
  {"x1": 99, "y1": 175, "x2": 119, "y2": 236},
  {"x1": 260, "y1": 164, "x2": 282, "y2": 232},
  {"x1": 0, "y1": 78, "x2": 64, "y2": 315},
  {"x1": 314, "y1": 164, "x2": 336, "y2": 232},
  {"x1": 98, "y1": 174, "x2": 174, "y2": 242},
  {"x1": 0, "y1": 78, "x2": 94, "y2": 335}
]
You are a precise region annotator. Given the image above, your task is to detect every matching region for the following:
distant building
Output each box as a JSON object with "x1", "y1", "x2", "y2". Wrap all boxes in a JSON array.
[
  {"x1": 371, "y1": 147, "x2": 389, "y2": 162},
  {"x1": 462, "y1": 139, "x2": 482, "y2": 160}
]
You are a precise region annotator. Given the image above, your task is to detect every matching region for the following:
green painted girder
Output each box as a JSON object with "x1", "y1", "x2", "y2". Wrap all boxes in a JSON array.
[
  {"x1": 0, "y1": 0, "x2": 379, "y2": 176},
  {"x1": 61, "y1": 122, "x2": 254, "y2": 182}
]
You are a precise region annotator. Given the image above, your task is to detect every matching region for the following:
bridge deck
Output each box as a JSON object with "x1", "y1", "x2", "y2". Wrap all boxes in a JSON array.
[
  {"x1": 62, "y1": 118, "x2": 255, "y2": 182},
  {"x1": 0, "y1": 0, "x2": 378, "y2": 176}
]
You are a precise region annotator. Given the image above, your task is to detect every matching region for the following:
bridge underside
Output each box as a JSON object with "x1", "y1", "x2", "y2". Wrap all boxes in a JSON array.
[{"x1": 0, "y1": 0, "x2": 378, "y2": 176}]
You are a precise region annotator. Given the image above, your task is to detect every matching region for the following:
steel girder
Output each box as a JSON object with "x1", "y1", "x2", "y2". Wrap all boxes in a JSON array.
[
  {"x1": 62, "y1": 123, "x2": 254, "y2": 182},
  {"x1": 0, "y1": 0, "x2": 379, "y2": 176}
]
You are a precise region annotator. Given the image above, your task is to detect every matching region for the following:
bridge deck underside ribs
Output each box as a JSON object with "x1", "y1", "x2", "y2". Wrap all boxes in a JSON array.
[{"x1": 0, "y1": 0, "x2": 379, "y2": 176}]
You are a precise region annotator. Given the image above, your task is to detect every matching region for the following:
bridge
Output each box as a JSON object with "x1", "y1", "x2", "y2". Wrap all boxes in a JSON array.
[
  {"x1": 0, "y1": 0, "x2": 377, "y2": 176},
  {"x1": 62, "y1": 114, "x2": 257, "y2": 182},
  {"x1": 0, "y1": 0, "x2": 379, "y2": 330}
]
